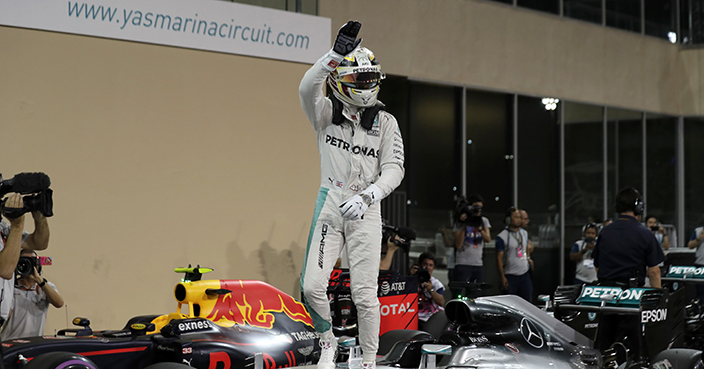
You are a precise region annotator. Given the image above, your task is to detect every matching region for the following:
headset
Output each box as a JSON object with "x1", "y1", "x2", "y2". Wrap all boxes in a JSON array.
[
  {"x1": 504, "y1": 206, "x2": 517, "y2": 226},
  {"x1": 634, "y1": 196, "x2": 644, "y2": 216},
  {"x1": 582, "y1": 222, "x2": 599, "y2": 235}
]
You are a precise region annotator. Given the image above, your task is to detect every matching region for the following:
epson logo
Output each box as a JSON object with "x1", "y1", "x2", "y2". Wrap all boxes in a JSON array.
[
  {"x1": 641, "y1": 308, "x2": 668, "y2": 323},
  {"x1": 178, "y1": 320, "x2": 213, "y2": 332}
]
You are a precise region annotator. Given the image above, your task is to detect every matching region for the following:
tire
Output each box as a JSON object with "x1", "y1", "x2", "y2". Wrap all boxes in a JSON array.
[
  {"x1": 648, "y1": 349, "x2": 702, "y2": 369},
  {"x1": 143, "y1": 363, "x2": 193, "y2": 369},
  {"x1": 378, "y1": 329, "x2": 433, "y2": 356},
  {"x1": 23, "y1": 352, "x2": 98, "y2": 369}
]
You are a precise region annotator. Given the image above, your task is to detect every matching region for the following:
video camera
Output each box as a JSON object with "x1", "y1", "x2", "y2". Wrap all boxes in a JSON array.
[
  {"x1": 382, "y1": 221, "x2": 416, "y2": 253},
  {"x1": 15, "y1": 255, "x2": 52, "y2": 276},
  {"x1": 456, "y1": 196, "x2": 483, "y2": 228},
  {"x1": 0, "y1": 172, "x2": 53, "y2": 218}
]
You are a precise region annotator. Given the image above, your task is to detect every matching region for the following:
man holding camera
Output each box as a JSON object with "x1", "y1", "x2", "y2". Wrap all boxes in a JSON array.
[
  {"x1": 1, "y1": 249, "x2": 63, "y2": 340},
  {"x1": 569, "y1": 223, "x2": 599, "y2": 284},
  {"x1": 453, "y1": 194, "x2": 491, "y2": 283},
  {"x1": 0, "y1": 194, "x2": 50, "y2": 329}
]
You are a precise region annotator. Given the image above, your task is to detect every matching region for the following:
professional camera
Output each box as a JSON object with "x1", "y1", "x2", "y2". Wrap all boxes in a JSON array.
[
  {"x1": 0, "y1": 172, "x2": 53, "y2": 218},
  {"x1": 456, "y1": 196, "x2": 483, "y2": 228},
  {"x1": 15, "y1": 255, "x2": 51, "y2": 276},
  {"x1": 382, "y1": 221, "x2": 416, "y2": 253},
  {"x1": 417, "y1": 266, "x2": 431, "y2": 285}
]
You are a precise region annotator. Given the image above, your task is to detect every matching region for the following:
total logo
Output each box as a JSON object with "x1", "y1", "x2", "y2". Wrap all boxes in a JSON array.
[
  {"x1": 641, "y1": 308, "x2": 668, "y2": 323},
  {"x1": 380, "y1": 281, "x2": 407, "y2": 295},
  {"x1": 380, "y1": 302, "x2": 415, "y2": 316}
]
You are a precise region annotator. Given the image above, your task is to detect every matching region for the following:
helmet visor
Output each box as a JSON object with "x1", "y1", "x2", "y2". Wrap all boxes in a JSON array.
[{"x1": 338, "y1": 72, "x2": 382, "y2": 89}]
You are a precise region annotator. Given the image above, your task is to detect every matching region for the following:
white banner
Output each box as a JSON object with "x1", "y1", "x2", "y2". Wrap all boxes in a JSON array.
[{"x1": 0, "y1": 0, "x2": 330, "y2": 64}]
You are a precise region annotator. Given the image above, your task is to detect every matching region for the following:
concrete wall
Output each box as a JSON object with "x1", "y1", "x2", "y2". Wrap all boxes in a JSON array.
[
  {"x1": 0, "y1": 26, "x2": 318, "y2": 332},
  {"x1": 320, "y1": 0, "x2": 703, "y2": 116}
]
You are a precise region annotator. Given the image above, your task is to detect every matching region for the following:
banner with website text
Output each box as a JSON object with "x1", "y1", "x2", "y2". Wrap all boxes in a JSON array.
[{"x1": 0, "y1": 0, "x2": 330, "y2": 64}]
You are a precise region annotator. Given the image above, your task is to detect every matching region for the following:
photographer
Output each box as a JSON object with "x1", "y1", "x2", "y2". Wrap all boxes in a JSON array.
[
  {"x1": 409, "y1": 252, "x2": 444, "y2": 330},
  {"x1": 645, "y1": 216, "x2": 670, "y2": 253},
  {"x1": 1, "y1": 249, "x2": 63, "y2": 340},
  {"x1": 453, "y1": 194, "x2": 491, "y2": 283},
  {"x1": 379, "y1": 224, "x2": 415, "y2": 271},
  {"x1": 569, "y1": 223, "x2": 598, "y2": 284},
  {"x1": 0, "y1": 194, "x2": 50, "y2": 327}
]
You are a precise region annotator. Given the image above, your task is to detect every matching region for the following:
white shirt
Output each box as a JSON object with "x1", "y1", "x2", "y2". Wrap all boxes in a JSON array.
[{"x1": 1, "y1": 281, "x2": 58, "y2": 340}]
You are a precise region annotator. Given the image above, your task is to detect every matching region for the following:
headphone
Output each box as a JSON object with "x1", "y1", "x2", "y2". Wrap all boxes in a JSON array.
[
  {"x1": 582, "y1": 222, "x2": 598, "y2": 235},
  {"x1": 634, "y1": 197, "x2": 644, "y2": 216},
  {"x1": 504, "y1": 206, "x2": 517, "y2": 226}
]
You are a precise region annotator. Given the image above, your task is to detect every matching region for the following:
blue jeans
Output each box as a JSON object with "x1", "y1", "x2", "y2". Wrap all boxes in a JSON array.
[
  {"x1": 454, "y1": 265, "x2": 484, "y2": 283},
  {"x1": 506, "y1": 272, "x2": 533, "y2": 303}
]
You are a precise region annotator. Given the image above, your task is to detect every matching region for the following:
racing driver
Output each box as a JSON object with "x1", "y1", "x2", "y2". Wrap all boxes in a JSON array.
[{"x1": 299, "y1": 21, "x2": 404, "y2": 369}]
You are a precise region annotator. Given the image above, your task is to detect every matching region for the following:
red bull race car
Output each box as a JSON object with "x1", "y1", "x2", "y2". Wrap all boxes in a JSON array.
[{"x1": 0, "y1": 267, "x2": 319, "y2": 369}]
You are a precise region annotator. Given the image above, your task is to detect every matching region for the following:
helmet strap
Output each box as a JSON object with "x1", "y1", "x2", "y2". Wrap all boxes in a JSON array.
[
  {"x1": 329, "y1": 92, "x2": 345, "y2": 126},
  {"x1": 360, "y1": 101, "x2": 385, "y2": 130},
  {"x1": 329, "y1": 92, "x2": 385, "y2": 130}
]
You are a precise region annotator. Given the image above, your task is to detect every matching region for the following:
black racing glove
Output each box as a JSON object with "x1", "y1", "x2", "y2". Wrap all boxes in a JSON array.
[{"x1": 333, "y1": 20, "x2": 362, "y2": 56}]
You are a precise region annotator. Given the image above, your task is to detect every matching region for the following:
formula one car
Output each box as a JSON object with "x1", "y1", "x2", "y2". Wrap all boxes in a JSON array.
[
  {"x1": 552, "y1": 282, "x2": 702, "y2": 368},
  {"x1": 662, "y1": 265, "x2": 704, "y2": 350},
  {"x1": 369, "y1": 290, "x2": 703, "y2": 369},
  {"x1": 370, "y1": 295, "x2": 603, "y2": 369},
  {"x1": 0, "y1": 266, "x2": 319, "y2": 369}
]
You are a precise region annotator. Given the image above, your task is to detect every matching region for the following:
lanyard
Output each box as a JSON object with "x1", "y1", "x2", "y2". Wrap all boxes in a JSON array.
[{"x1": 510, "y1": 230, "x2": 524, "y2": 258}]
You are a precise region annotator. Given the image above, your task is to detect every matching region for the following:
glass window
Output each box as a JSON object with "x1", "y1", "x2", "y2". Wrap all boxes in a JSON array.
[
  {"x1": 517, "y1": 95, "x2": 560, "y2": 237},
  {"x1": 607, "y1": 108, "x2": 643, "y2": 220},
  {"x1": 564, "y1": 0, "x2": 603, "y2": 24},
  {"x1": 405, "y1": 82, "x2": 462, "y2": 238},
  {"x1": 684, "y1": 118, "x2": 704, "y2": 239},
  {"x1": 465, "y1": 90, "x2": 513, "y2": 231},
  {"x1": 646, "y1": 113, "x2": 677, "y2": 226},
  {"x1": 564, "y1": 102, "x2": 604, "y2": 225},
  {"x1": 517, "y1": 95, "x2": 560, "y2": 293},
  {"x1": 644, "y1": 0, "x2": 677, "y2": 40},
  {"x1": 285, "y1": 0, "x2": 317, "y2": 14},
  {"x1": 605, "y1": 0, "x2": 642, "y2": 33},
  {"x1": 517, "y1": 0, "x2": 560, "y2": 14},
  {"x1": 230, "y1": 0, "x2": 286, "y2": 10}
]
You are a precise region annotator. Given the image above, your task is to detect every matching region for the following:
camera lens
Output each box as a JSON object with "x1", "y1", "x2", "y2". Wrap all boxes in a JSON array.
[{"x1": 15, "y1": 257, "x2": 33, "y2": 276}]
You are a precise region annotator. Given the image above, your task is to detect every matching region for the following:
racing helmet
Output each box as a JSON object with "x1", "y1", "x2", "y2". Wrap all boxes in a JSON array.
[{"x1": 327, "y1": 46, "x2": 385, "y2": 108}]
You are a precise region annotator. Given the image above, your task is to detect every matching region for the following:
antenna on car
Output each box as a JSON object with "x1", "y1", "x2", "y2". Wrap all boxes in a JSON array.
[{"x1": 175, "y1": 264, "x2": 214, "y2": 282}]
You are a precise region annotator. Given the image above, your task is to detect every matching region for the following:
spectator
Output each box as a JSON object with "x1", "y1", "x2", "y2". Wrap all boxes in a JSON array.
[
  {"x1": 570, "y1": 223, "x2": 599, "y2": 284},
  {"x1": 496, "y1": 207, "x2": 532, "y2": 302},
  {"x1": 646, "y1": 216, "x2": 670, "y2": 253},
  {"x1": 519, "y1": 209, "x2": 535, "y2": 267},
  {"x1": 410, "y1": 252, "x2": 445, "y2": 330},
  {"x1": 687, "y1": 215, "x2": 704, "y2": 300},
  {"x1": 453, "y1": 194, "x2": 491, "y2": 283},
  {"x1": 1, "y1": 249, "x2": 63, "y2": 340}
]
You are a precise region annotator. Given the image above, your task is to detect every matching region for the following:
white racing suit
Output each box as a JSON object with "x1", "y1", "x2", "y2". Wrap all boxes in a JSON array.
[{"x1": 299, "y1": 51, "x2": 404, "y2": 360}]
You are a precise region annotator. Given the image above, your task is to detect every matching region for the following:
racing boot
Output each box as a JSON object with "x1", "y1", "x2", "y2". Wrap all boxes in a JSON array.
[
  {"x1": 317, "y1": 331, "x2": 338, "y2": 369},
  {"x1": 361, "y1": 362, "x2": 376, "y2": 369}
]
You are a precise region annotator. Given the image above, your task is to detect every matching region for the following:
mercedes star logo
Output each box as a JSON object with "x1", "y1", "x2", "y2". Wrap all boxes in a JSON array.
[{"x1": 520, "y1": 318, "x2": 544, "y2": 348}]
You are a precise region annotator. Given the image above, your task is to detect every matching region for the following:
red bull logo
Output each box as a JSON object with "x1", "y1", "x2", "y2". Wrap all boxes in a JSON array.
[{"x1": 179, "y1": 279, "x2": 313, "y2": 329}]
